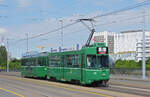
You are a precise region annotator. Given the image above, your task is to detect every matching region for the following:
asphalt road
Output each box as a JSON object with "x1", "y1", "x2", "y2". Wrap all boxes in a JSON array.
[
  {"x1": 0, "y1": 72, "x2": 149, "y2": 97},
  {"x1": 0, "y1": 90, "x2": 19, "y2": 97},
  {"x1": 102, "y1": 79, "x2": 150, "y2": 97},
  {"x1": 0, "y1": 72, "x2": 114, "y2": 97},
  {"x1": 0, "y1": 77, "x2": 106, "y2": 97}
]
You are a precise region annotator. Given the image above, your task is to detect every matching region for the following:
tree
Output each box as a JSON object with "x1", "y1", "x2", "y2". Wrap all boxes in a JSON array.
[
  {"x1": 115, "y1": 58, "x2": 150, "y2": 69},
  {"x1": 9, "y1": 58, "x2": 21, "y2": 70},
  {"x1": 146, "y1": 58, "x2": 150, "y2": 69},
  {"x1": 137, "y1": 60, "x2": 142, "y2": 68},
  {"x1": 115, "y1": 59, "x2": 139, "y2": 68},
  {"x1": 0, "y1": 45, "x2": 7, "y2": 69},
  {"x1": 137, "y1": 58, "x2": 150, "y2": 69}
]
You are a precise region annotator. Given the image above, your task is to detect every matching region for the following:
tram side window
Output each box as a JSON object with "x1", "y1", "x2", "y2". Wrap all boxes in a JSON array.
[
  {"x1": 66, "y1": 55, "x2": 80, "y2": 67},
  {"x1": 26, "y1": 61, "x2": 30, "y2": 66},
  {"x1": 28, "y1": 59, "x2": 32, "y2": 66},
  {"x1": 66, "y1": 55, "x2": 72, "y2": 67},
  {"x1": 24, "y1": 59, "x2": 30, "y2": 66},
  {"x1": 33, "y1": 58, "x2": 37, "y2": 66},
  {"x1": 38, "y1": 58, "x2": 45, "y2": 66},
  {"x1": 21, "y1": 59, "x2": 25, "y2": 66},
  {"x1": 49, "y1": 55, "x2": 60, "y2": 67},
  {"x1": 72, "y1": 55, "x2": 80, "y2": 67},
  {"x1": 30, "y1": 59, "x2": 34, "y2": 66},
  {"x1": 29, "y1": 60, "x2": 31, "y2": 66},
  {"x1": 31, "y1": 58, "x2": 36, "y2": 66},
  {"x1": 22, "y1": 59, "x2": 35, "y2": 66}
]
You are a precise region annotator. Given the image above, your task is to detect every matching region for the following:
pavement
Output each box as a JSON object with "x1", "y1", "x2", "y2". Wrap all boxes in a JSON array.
[
  {"x1": 0, "y1": 72, "x2": 142, "y2": 97},
  {"x1": 1, "y1": 72, "x2": 150, "y2": 97},
  {"x1": 108, "y1": 79, "x2": 150, "y2": 97},
  {"x1": 0, "y1": 75, "x2": 107, "y2": 97}
]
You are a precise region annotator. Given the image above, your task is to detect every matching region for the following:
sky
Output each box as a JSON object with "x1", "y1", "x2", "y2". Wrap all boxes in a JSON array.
[{"x1": 0, "y1": 0, "x2": 150, "y2": 58}]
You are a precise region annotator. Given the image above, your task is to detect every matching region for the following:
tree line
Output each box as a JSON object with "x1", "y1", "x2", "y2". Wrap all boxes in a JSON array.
[
  {"x1": 115, "y1": 58, "x2": 150, "y2": 69},
  {"x1": 0, "y1": 45, "x2": 21, "y2": 70},
  {"x1": 1, "y1": 44, "x2": 150, "y2": 70}
]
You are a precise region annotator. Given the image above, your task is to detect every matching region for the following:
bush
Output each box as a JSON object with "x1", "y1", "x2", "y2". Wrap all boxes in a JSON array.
[
  {"x1": 9, "y1": 58, "x2": 21, "y2": 70},
  {"x1": 115, "y1": 60, "x2": 139, "y2": 68},
  {"x1": 146, "y1": 58, "x2": 150, "y2": 69},
  {"x1": 115, "y1": 58, "x2": 150, "y2": 69}
]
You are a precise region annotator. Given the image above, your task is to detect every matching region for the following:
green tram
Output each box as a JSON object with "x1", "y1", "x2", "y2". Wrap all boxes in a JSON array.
[{"x1": 21, "y1": 43, "x2": 110, "y2": 86}]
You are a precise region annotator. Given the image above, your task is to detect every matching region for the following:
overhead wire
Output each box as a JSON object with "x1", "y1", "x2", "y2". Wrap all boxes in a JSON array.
[
  {"x1": 62, "y1": 13, "x2": 150, "y2": 38},
  {"x1": 95, "y1": 13, "x2": 150, "y2": 27},
  {"x1": 92, "y1": 0, "x2": 150, "y2": 19},
  {"x1": 19, "y1": 21, "x2": 79, "y2": 41},
  {"x1": 6, "y1": 0, "x2": 150, "y2": 58},
  {"x1": 26, "y1": 0, "x2": 150, "y2": 40},
  {"x1": 12, "y1": 12, "x2": 150, "y2": 44},
  {"x1": 10, "y1": 0, "x2": 150, "y2": 44}
]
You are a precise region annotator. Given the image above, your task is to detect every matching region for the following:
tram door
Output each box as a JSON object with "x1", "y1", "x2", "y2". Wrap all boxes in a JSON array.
[
  {"x1": 62, "y1": 56, "x2": 65, "y2": 80},
  {"x1": 27, "y1": 59, "x2": 32, "y2": 76},
  {"x1": 34, "y1": 58, "x2": 38, "y2": 77},
  {"x1": 81, "y1": 54, "x2": 84, "y2": 83}
]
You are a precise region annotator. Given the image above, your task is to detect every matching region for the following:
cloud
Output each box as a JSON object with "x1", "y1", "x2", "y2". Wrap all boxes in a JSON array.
[
  {"x1": 16, "y1": 0, "x2": 31, "y2": 7},
  {"x1": 0, "y1": 28, "x2": 7, "y2": 35},
  {"x1": 7, "y1": 8, "x2": 150, "y2": 40},
  {"x1": 7, "y1": 7, "x2": 150, "y2": 58},
  {"x1": 0, "y1": 0, "x2": 4, "y2": 3},
  {"x1": 135, "y1": 0, "x2": 144, "y2": 3},
  {"x1": 78, "y1": 0, "x2": 124, "y2": 7}
]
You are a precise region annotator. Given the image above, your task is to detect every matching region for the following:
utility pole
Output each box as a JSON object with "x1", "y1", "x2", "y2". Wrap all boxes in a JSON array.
[
  {"x1": 142, "y1": 0, "x2": 146, "y2": 79},
  {"x1": 6, "y1": 38, "x2": 9, "y2": 72},
  {"x1": 60, "y1": 20, "x2": 63, "y2": 47},
  {"x1": 26, "y1": 33, "x2": 29, "y2": 53}
]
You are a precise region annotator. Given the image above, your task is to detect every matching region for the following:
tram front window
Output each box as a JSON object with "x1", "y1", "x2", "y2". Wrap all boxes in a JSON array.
[
  {"x1": 87, "y1": 55, "x2": 96, "y2": 68},
  {"x1": 87, "y1": 55, "x2": 109, "y2": 68},
  {"x1": 97, "y1": 55, "x2": 109, "y2": 68}
]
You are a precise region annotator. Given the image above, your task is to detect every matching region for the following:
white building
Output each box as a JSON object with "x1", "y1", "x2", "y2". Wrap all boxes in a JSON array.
[
  {"x1": 94, "y1": 31, "x2": 115, "y2": 54},
  {"x1": 136, "y1": 36, "x2": 150, "y2": 61},
  {"x1": 93, "y1": 30, "x2": 150, "y2": 61}
]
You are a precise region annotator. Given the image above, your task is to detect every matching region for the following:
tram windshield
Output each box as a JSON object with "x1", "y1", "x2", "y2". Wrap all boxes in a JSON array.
[{"x1": 87, "y1": 55, "x2": 109, "y2": 68}]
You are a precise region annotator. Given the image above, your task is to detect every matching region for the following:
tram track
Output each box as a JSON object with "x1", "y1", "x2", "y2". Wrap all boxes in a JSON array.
[
  {"x1": 96, "y1": 78, "x2": 150, "y2": 97},
  {"x1": 98, "y1": 84, "x2": 150, "y2": 97}
]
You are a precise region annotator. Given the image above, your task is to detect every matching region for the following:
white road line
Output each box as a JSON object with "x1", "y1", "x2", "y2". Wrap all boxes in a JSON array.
[{"x1": 110, "y1": 85, "x2": 150, "y2": 92}]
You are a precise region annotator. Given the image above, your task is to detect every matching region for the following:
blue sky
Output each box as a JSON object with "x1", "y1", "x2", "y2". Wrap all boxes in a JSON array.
[
  {"x1": 0, "y1": 0, "x2": 142, "y2": 26},
  {"x1": 0, "y1": 0, "x2": 150, "y2": 58}
]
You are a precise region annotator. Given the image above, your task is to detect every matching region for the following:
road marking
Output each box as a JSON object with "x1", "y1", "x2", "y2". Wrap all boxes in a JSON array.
[
  {"x1": 0, "y1": 75, "x2": 113, "y2": 97},
  {"x1": 110, "y1": 85, "x2": 150, "y2": 92},
  {"x1": 0, "y1": 88, "x2": 25, "y2": 97}
]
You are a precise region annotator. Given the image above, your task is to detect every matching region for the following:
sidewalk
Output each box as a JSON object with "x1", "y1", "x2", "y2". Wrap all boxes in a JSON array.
[
  {"x1": 0, "y1": 71, "x2": 21, "y2": 77},
  {"x1": 110, "y1": 74, "x2": 150, "y2": 82}
]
